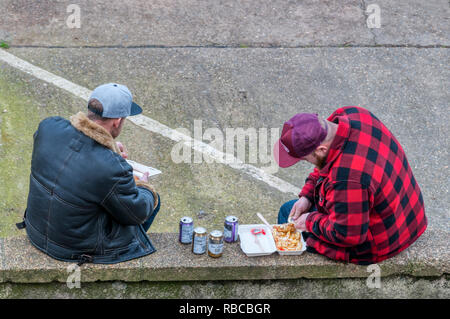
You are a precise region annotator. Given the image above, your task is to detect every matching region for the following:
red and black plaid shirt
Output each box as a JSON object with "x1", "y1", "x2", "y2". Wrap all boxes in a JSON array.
[{"x1": 300, "y1": 106, "x2": 427, "y2": 265}]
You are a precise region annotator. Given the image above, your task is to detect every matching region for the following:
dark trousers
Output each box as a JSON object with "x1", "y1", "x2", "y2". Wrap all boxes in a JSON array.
[{"x1": 142, "y1": 194, "x2": 161, "y2": 232}]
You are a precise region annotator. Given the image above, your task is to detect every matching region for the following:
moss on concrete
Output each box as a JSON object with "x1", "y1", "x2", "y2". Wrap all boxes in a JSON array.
[
  {"x1": 0, "y1": 58, "x2": 289, "y2": 236},
  {"x1": 0, "y1": 66, "x2": 88, "y2": 238},
  {"x1": 0, "y1": 77, "x2": 40, "y2": 237}
]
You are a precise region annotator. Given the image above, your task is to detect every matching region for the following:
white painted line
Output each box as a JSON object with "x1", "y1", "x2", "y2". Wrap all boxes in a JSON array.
[
  {"x1": 0, "y1": 49, "x2": 91, "y2": 100},
  {"x1": 0, "y1": 49, "x2": 301, "y2": 195}
]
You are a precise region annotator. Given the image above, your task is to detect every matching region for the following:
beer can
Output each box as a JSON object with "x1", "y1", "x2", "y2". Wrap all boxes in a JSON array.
[
  {"x1": 224, "y1": 215, "x2": 239, "y2": 243},
  {"x1": 192, "y1": 227, "x2": 207, "y2": 254},
  {"x1": 208, "y1": 230, "x2": 224, "y2": 258},
  {"x1": 179, "y1": 216, "x2": 194, "y2": 244}
]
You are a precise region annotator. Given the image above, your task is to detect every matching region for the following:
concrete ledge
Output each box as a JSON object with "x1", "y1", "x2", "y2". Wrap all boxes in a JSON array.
[
  {"x1": 0, "y1": 227, "x2": 448, "y2": 284},
  {"x1": 2, "y1": 276, "x2": 449, "y2": 299}
]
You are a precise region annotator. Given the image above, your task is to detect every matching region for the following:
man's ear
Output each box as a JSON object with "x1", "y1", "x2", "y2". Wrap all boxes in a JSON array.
[
  {"x1": 315, "y1": 145, "x2": 328, "y2": 156},
  {"x1": 112, "y1": 118, "x2": 122, "y2": 128}
]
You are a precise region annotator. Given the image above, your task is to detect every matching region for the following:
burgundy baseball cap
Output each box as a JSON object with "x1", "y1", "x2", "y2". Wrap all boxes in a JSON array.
[{"x1": 274, "y1": 113, "x2": 328, "y2": 168}]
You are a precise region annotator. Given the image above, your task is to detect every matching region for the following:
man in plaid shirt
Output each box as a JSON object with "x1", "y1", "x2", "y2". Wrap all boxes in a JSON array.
[{"x1": 274, "y1": 106, "x2": 427, "y2": 264}]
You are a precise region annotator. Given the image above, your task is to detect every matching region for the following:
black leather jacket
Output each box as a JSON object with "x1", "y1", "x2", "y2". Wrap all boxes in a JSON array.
[{"x1": 21, "y1": 112, "x2": 159, "y2": 264}]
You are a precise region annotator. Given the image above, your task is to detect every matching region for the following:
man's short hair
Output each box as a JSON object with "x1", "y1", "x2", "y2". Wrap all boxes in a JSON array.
[{"x1": 87, "y1": 98, "x2": 107, "y2": 121}]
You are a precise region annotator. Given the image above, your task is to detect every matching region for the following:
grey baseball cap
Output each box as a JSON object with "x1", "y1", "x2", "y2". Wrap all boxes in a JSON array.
[{"x1": 88, "y1": 83, "x2": 142, "y2": 118}]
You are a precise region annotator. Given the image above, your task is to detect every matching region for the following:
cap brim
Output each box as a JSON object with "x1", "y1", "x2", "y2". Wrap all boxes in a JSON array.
[
  {"x1": 130, "y1": 102, "x2": 143, "y2": 116},
  {"x1": 273, "y1": 139, "x2": 302, "y2": 168}
]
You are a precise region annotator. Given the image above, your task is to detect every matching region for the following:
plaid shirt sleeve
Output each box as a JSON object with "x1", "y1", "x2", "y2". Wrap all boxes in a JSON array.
[
  {"x1": 299, "y1": 168, "x2": 320, "y2": 201},
  {"x1": 305, "y1": 181, "x2": 371, "y2": 247}
]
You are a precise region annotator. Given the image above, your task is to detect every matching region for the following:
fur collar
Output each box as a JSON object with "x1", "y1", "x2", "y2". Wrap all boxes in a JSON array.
[
  {"x1": 70, "y1": 112, "x2": 159, "y2": 209},
  {"x1": 70, "y1": 112, "x2": 119, "y2": 154}
]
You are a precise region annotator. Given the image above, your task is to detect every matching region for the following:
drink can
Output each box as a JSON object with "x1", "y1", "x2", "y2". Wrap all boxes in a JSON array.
[
  {"x1": 208, "y1": 230, "x2": 224, "y2": 258},
  {"x1": 192, "y1": 227, "x2": 207, "y2": 254},
  {"x1": 224, "y1": 215, "x2": 239, "y2": 242},
  {"x1": 179, "y1": 216, "x2": 194, "y2": 244}
]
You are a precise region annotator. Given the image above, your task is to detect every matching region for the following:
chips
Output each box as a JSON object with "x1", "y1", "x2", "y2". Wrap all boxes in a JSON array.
[{"x1": 272, "y1": 223, "x2": 302, "y2": 251}]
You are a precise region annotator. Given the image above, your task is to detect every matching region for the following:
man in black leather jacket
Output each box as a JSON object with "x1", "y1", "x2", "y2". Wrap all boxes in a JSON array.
[{"x1": 18, "y1": 83, "x2": 160, "y2": 265}]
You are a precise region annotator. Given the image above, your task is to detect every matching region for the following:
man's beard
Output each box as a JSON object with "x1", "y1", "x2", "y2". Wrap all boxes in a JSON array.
[
  {"x1": 313, "y1": 152, "x2": 327, "y2": 170},
  {"x1": 110, "y1": 119, "x2": 124, "y2": 139},
  {"x1": 111, "y1": 128, "x2": 120, "y2": 139}
]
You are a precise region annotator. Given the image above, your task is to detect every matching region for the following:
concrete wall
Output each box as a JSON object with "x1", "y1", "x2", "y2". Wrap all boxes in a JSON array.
[{"x1": 1, "y1": 276, "x2": 448, "y2": 299}]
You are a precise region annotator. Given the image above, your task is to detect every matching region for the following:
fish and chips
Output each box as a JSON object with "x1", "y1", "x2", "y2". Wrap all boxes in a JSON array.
[{"x1": 272, "y1": 223, "x2": 302, "y2": 251}]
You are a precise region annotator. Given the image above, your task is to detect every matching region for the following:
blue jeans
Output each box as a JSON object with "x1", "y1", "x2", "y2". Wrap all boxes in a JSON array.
[
  {"x1": 142, "y1": 194, "x2": 161, "y2": 232},
  {"x1": 277, "y1": 199, "x2": 318, "y2": 253},
  {"x1": 278, "y1": 199, "x2": 318, "y2": 223},
  {"x1": 278, "y1": 199, "x2": 299, "y2": 224}
]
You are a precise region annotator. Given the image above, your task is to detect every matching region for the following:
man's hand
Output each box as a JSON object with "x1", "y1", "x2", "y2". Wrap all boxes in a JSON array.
[
  {"x1": 116, "y1": 141, "x2": 128, "y2": 159},
  {"x1": 289, "y1": 197, "x2": 312, "y2": 222},
  {"x1": 294, "y1": 213, "x2": 310, "y2": 231},
  {"x1": 139, "y1": 172, "x2": 149, "y2": 183}
]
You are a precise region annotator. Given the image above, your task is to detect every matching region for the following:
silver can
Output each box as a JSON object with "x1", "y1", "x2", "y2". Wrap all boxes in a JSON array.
[
  {"x1": 192, "y1": 227, "x2": 207, "y2": 254},
  {"x1": 179, "y1": 216, "x2": 194, "y2": 244},
  {"x1": 208, "y1": 230, "x2": 224, "y2": 258},
  {"x1": 224, "y1": 215, "x2": 239, "y2": 243}
]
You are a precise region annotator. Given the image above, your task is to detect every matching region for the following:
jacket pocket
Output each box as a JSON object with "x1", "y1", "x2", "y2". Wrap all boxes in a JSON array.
[
  {"x1": 49, "y1": 197, "x2": 99, "y2": 252},
  {"x1": 101, "y1": 222, "x2": 138, "y2": 252}
]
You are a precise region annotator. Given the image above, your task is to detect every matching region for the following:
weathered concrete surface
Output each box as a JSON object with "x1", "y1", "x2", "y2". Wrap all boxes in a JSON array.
[
  {"x1": 0, "y1": 0, "x2": 448, "y2": 47},
  {"x1": 0, "y1": 231, "x2": 448, "y2": 285},
  {"x1": 1, "y1": 276, "x2": 449, "y2": 298},
  {"x1": 0, "y1": 0, "x2": 448, "y2": 299},
  {"x1": 0, "y1": 232, "x2": 449, "y2": 298},
  {"x1": 0, "y1": 61, "x2": 291, "y2": 236},
  {"x1": 368, "y1": 0, "x2": 450, "y2": 46},
  {"x1": 2, "y1": 46, "x2": 449, "y2": 238}
]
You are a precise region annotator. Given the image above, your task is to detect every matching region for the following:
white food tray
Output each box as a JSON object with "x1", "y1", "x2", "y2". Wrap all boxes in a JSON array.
[{"x1": 238, "y1": 224, "x2": 306, "y2": 257}]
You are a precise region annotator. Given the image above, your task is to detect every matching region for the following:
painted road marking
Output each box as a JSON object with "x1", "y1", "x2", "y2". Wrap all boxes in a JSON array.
[{"x1": 0, "y1": 49, "x2": 301, "y2": 195}]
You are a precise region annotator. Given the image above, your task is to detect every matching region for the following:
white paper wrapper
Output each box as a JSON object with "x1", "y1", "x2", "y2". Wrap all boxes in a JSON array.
[{"x1": 126, "y1": 159, "x2": 162, "y2": 178}]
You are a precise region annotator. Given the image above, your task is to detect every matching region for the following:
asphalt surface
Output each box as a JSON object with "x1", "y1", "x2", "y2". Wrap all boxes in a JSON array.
[{"x1": 0, "y1": 1, "x2": 448, "y2": 238}]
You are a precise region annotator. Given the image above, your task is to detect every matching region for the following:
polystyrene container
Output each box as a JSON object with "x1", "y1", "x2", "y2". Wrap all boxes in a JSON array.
[
  {"x1": 273, "y1": 224, "x2": 307, "y2": 255},
  {"x1": 238, "y1": 224, "x2": 276, "y2": 257},
  {"x1": 238, "y1": 224, "x2": 306, "y2": 257}
]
